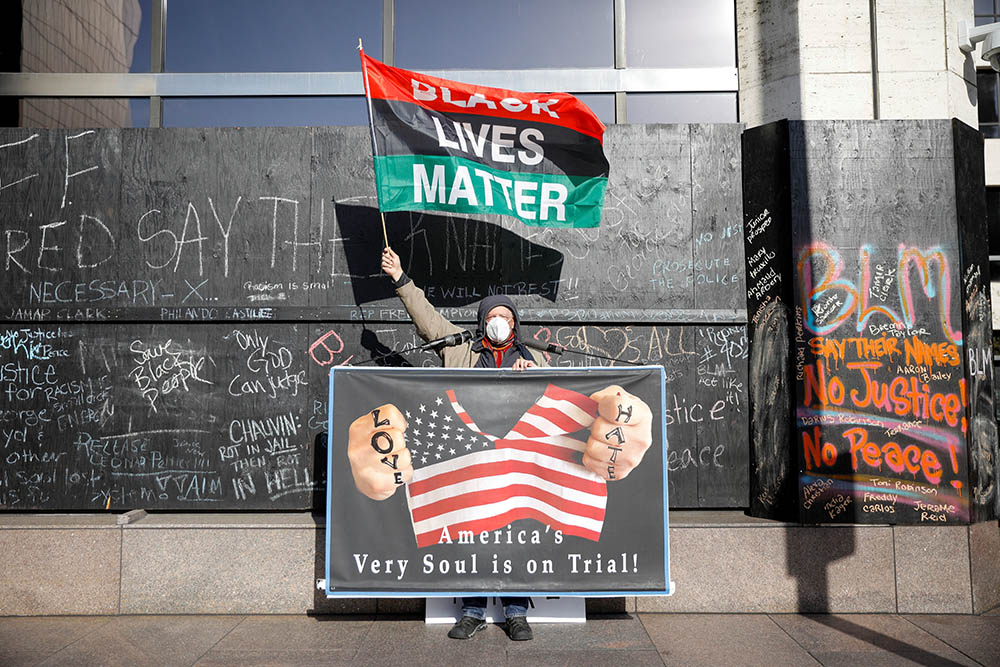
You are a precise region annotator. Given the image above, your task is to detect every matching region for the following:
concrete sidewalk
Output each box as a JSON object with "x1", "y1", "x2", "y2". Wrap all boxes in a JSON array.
[{"x1": 2, "y1": 611, "x2": 999, "y2": 666}]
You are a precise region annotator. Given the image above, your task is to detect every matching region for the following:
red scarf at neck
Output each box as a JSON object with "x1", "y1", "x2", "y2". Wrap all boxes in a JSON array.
[{"x1": 481, "y1": 335, "x2": 515, "y2": 367}]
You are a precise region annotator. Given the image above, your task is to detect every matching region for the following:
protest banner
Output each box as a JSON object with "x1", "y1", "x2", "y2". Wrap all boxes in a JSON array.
[{"x1": 324, "y1": 366, "x2": 671, "y2": 595}]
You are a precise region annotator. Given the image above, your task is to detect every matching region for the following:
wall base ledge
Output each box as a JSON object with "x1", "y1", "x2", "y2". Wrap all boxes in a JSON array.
[{"x1": 0, "y1": 511, "x2": 996, "y2": 616}]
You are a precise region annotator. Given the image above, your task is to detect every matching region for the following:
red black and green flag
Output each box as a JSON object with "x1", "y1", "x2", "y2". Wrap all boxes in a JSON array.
[{"x1": 360, "y1": 50, "x2": 609, "y2": 228}]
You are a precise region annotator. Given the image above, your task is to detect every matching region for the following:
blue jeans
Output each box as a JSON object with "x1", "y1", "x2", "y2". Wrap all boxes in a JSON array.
[{"x1": 461, "y1": 596, "x2": 529, "y2": 620}]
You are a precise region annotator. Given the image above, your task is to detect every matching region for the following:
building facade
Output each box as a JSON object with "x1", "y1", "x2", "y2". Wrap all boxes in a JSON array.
[{"x1": 0, "y1": 0, "x2": 998, "y2": 616}]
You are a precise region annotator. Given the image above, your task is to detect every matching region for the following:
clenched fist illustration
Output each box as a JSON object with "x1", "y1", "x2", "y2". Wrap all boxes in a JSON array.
[
  {"x1": 347, "y1": 404, "x2": 413, "y2": 500},
  {"x1": 582, "y1": 385, "x2": 653, "y2": 481}
]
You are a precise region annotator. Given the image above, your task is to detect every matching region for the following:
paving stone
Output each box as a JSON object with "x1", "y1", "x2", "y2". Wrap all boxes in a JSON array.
[
  {"x1": 353, "y1": 619, "x2": 507, "y2": 666},
  {"x1": 0, "y1": 616, "x2": 112, "y2": 655},
  {"x1": 906, "y1": 614, "x2": 1000, "y2": 667},
  {"x1": 360, "y1": 617, "x2": 508, "y2": 650},
  {"x1": 354, "y1": 643, "x2": 507, "y2": 667},
  {"x1": 5, "y1": 612, "x2": 1000, "y2": 666},
  {"x1": 502, "y1": 617, "x2": 655, "y2": 652},
  {"x1": 504, "y1": 649, "x2": 665, "y2": 666},
  {"x1": 640, "y1": 613, "x2": 819, "y2": 667},
  {"x1": 34, "y1": 616, "x2": 237, "y2": 666},
  {"x1": 34, "y1": 629, "x2": 163, "y2": 667},
  {"x1": 0, "y1": 651, "x2": 54, "y2": 667},
  {"x1": 91, "y1": 615, "x2": 245, "y2": 665},
  {"x1": 807, "y1": 650, "x2": 976, "y2": 667},
  {"x1": 194, "y1": 649, "x2": 357, "y2": 666},
  {"x1": 770, "y1": 614, "x2": 979, "y2": 666},
  {"x1": 210, "y1": 615, "x2": 374, "y2": 652}
]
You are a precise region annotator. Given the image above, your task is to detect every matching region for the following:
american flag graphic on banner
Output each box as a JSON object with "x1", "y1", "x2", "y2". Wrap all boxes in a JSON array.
[{"x1": 403, "y1": 384, "x2": 607, "y2": 548}]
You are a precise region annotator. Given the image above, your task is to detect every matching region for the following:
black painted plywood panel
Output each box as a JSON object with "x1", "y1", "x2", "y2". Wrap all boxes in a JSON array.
[{"x1": 0, "y1": 125, "x2": 749, "y2": 511}]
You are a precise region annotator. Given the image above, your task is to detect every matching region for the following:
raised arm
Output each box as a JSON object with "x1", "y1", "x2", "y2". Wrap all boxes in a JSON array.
[{"x1": 381, "y1": 247, "x2": 463, "y2": 342}]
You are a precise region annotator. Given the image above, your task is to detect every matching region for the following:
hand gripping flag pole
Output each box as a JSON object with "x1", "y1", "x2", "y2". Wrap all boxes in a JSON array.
[{"x1": 358, "y1": 38, "x2": 390, "y2": 247}]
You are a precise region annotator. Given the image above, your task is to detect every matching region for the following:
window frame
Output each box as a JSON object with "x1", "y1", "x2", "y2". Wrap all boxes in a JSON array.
[{"x1": 0, "y1": 0, "x2": 739, "y2": 127}]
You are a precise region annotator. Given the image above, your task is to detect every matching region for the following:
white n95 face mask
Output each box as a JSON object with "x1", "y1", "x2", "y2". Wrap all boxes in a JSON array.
[{"x1": 486, "y1": 316, "x2": 512, "y2": 344}]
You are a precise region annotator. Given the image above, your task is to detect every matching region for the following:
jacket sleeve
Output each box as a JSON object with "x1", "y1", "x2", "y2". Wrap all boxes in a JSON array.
[
  {"x1": 529, "y1": 347, "x2": 550, "y2": 367},
  {"x1": 396, "y1": 279, "x2": 463, "y2": 342}
]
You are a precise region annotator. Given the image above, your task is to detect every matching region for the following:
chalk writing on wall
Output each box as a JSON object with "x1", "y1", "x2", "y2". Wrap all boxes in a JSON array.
[
  {"x1": 0, "y1": 323, "x2": 323, "y2": 510},
  {"x1": 0, "y1": 125, "x2": 750, "y2": 511}
]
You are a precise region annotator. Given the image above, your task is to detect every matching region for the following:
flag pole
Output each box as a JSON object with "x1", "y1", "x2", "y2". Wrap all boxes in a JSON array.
[{"x1": 358, "y1": 38, "x2": 389, "y2": 248}]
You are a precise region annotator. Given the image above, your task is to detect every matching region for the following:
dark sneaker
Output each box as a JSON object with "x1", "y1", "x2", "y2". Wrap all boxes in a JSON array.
[
  {"x1": 505, "y1": 615, "x2": 533, "y2": 641},
  {"x1": 448, "y1": 615, "x2": 487, "y2": 640}
]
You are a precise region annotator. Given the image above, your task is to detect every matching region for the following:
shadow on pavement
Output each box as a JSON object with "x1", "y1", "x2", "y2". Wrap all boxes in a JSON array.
[{"x1": 804, "y1": 614, "x2": 972, "y2": 667}]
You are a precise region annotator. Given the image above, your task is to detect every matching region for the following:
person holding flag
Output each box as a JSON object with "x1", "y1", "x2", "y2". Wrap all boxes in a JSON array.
[
  {"x1": 373, "y1": 247, "x2": 653, "y2": 643},
  {"x1": 379, "y1": 246, "x2": 539, "y2": 640},
  {"x1": 381, "y1": 247, "x2": 545, "y2": 371},
  {"x1": 348, "y1": 48, "x2": 650, "y2": 642}
]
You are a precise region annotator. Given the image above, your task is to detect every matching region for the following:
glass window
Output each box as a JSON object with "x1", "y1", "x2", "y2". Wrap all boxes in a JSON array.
[
  {"x1": 986, "y1": 187, "x2": 1000, "y2": 257},
  {"x1": 976, "y1": 0, "x2": 997, "y2": 16},
  {"x1": 626, "y1": 0, "x2": 736, "y2": 68},
  {"x1": 573, "y1": 94, "x2": 615, "y2": 127},
  {"x1": 131, "y1": 98, "x2": 150, "y2": 128},
  {"x1": 627, "y1": 92, "x2": 737, "y2": 124},
  {"x1": 0, "y1": 99, "x2": 17, "y2": 127},
  {"x1": 8, "y1": 0, "x2": 150, "y2": 73},
  {"x1": 131, "y1": 0, "x2": 152, "y2": 73},
  {"x1": 15, "y1": 98, "x2": 145, "y2": 128},
  {"x1": 162, "y1": 96, "x2": 368, "y2": 127},
  {"x1": 976, "y1": 0, "x2": 999, "y2": 25},
  {"x1": 165, "y1": 0, "x2": 381, "y2": 72},
  {"x1": 395, "y1": 0, "x2": 613, "y2": 70},
  {"x1": 0, "y1": 4, "x2": 22, "y2": 73},
  {"x1": 978, "y1": 70, "x2": 1000, "y2": 137}
]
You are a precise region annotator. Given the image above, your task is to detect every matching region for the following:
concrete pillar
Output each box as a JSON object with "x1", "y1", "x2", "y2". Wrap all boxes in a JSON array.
[{"x1": 737, "y1": 0, "x2": 977, "y2": 128}]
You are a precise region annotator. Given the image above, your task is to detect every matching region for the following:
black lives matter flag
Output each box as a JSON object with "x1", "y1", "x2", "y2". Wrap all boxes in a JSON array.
[
  {"x1": 360, "y1": 50, "x2": 610, "y2": 228},
  {"x1": 326, "y1": 367, "x2": 670, "y2": 595}
]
